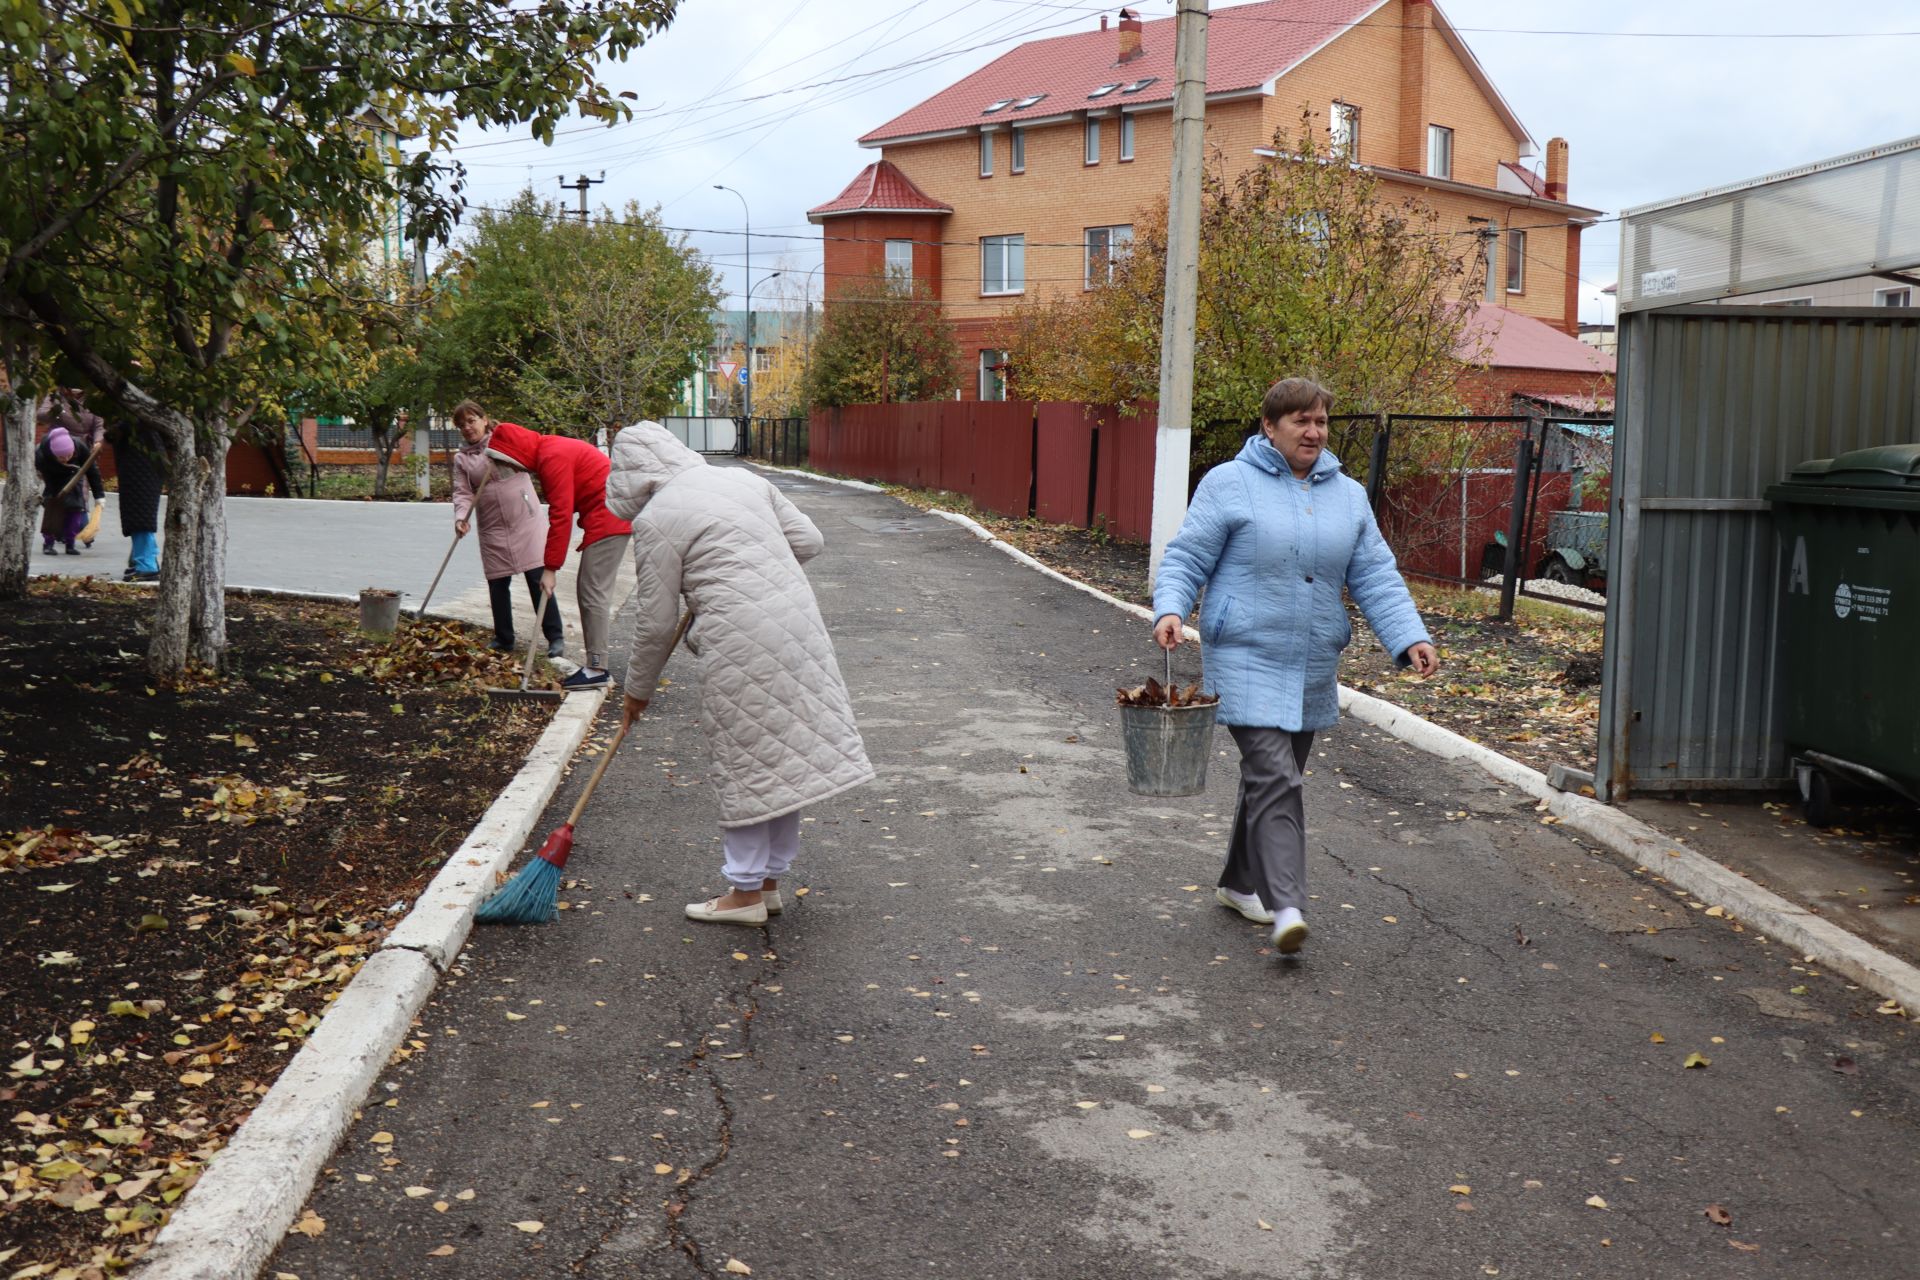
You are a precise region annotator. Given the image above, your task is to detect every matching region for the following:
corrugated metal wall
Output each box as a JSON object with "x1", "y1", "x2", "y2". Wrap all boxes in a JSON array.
[{"x1": 1599, "y1": 306, "x2": 1920, "y2": 797}]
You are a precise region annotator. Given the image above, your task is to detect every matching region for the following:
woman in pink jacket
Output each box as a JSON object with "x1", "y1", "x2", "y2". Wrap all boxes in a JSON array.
[{"x1": 452, "y1": 408, "x2": 564, "y2": 656}]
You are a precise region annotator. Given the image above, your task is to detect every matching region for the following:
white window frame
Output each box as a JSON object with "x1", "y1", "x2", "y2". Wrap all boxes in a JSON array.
[
  {"x1": 1010, "y1": 126, "x2": 1026, "y2": 174},
  {"x1": 884, "y1": 238, "x2": 913, "y2": 282},
  {"x1": 1426, "y1": 124, "x2": 1453, "y2": 180},
  {"x1": 979, "y1": 130, "x2": 994, "y2": 177},
  {"x1": 1505, "y1": 228, "x2": 1526, "y2": 293},
  {"x1": 1876, "y1": 285, "x2": 1913, "y2": 307},
  {"x1": 752, "y1": 347, "x2": 771, "y2": 374},
  {"x1": 1084, "y1": 224, "x2": 1134, "y2": 288},
  {"x1": 1331, "y1": 101, "x2": 1359, "y2": 158},
  {"x1": 980, "y1": 234, "x2": 1025, "y2": 296},
  {"x1": 979, "y1": 349, "x2": 1008, "y2": 402},
  {"x1": 1084, "y1": 115, "x2": 1101, "y2": 165},
  {"x1": 1119, "y1": 113, "x2": 1135, "y2": 161}
]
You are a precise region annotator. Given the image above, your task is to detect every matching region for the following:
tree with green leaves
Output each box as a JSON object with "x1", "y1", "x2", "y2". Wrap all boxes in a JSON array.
[
  {"x1": 0, "y1": 0, "x2": 680, "y2": 675},
  {"x1": 804, "y1": 274, "x2": 959, "y2": 408},
  {"x1": 1007, "y1": 119, "x2": 1482, "y2": 471},
  {"x1": 426, "y1": 194, "x2": 720, "y2": 434}
]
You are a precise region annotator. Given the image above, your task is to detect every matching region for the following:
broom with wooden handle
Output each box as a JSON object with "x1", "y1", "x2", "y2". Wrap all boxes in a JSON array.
[{"x1": 476, "y1": 611, "x2": 691, "y2": 925}]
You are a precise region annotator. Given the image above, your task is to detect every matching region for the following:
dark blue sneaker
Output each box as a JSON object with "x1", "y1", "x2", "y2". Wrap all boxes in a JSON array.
[{"x1": 561, "y1": 667, "x2": 610, "y2": 690}]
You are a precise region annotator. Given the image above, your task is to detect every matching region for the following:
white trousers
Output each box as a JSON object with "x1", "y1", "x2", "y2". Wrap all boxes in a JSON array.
[{"x1": 721, "y1": 811, "x2": 802, "y2": 891}]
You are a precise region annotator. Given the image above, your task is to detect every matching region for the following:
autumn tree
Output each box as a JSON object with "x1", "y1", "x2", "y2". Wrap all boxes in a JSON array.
[
  {"x1": 804, "y1": 274, "x2": 960, "y2": 408},
  {"x1": 296, "y1": 265, "x2": 438, "y2": 498},
  {"x1": 1007, "y1": 120, "x2": 1485, "y2": 470},
  {"x1": 0, "y1": 1, "x2": 681, "y2": 675}
]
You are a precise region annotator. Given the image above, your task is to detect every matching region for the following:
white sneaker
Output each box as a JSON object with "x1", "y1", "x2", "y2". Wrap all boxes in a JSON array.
[
  {"x1": 1270, "y1": 907, "x2": 1308, "y2": 954},
  {"x1": 1215, "y1": 886, "x2": 1274, "y2": 925}
]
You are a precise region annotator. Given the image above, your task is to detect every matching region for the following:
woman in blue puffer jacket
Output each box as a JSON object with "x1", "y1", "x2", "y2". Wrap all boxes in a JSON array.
[{"x1": 1151, "y1": 377, "x2": 1440, "y2": 956}]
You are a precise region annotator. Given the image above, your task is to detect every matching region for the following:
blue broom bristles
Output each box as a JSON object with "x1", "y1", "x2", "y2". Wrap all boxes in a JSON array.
[{"x1": 474, "y1": 854, "x2": 563, "y2": 925}]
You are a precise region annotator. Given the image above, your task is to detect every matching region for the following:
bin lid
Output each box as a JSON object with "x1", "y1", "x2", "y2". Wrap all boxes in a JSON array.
[{"x1": 1783, "y1": 443, "x2": 1920, "y2": 489}]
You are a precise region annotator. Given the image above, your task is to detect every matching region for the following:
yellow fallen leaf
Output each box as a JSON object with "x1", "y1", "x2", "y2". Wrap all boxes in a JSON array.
[
  {"x1": 405, "y1": 1186, "x2": 432, "y2": 1198},
  {"x1": 1585, "y1": 1195, "x2": 1608, "y2": 1210},
  {"x1": 793, "y1": 887, "x2": 809, "y2": 897},
  {"x1": 654, "y1": 1163, "x2": 674, "y2": 1175},
  {"x1": 1104, "y1": 1034, "x2": 1126, "y2": 1042},
  {"x1": 504, "y1": 1012, "x2": 527, "y2": 1022},
  {"x1": 179, "y1": 1070, "x2": 214, "y2": 1087},
  {"x1": 512, "y1": 1220, "x2": 544, "y2": 1233},
  {"x1": 1144, "y1": 1084, "x2": 1166, "y2": 1094},
  {"x1": 433, "y1": 1201, "x2": 449, "y2": 1213},
  {"x1": 1649, "y1": 1032, "x2": 1665, "y2": 1044},
  {"x1": 290, "y1": 1209, "x2": 326, "y2": 1237},
  {"x1": 1257, "y1": 1219, "x2": 1273, "y2": 1230},
  {"x1": 725, "y1": 1260, "x2": 753, "y2": 1275},
  {"x1": 429, "y1": 1245, "x2": 456, "y2": 1257},
  {"x1": 1074, "y1": 1101, "x2": 1098, "y2": 1110},
  {"x1": 1382, "y1": 916, "x2": 1399, "y2": 924},
  {"x1": 455, "y1": 1189, "x2": 476, "y2": 1201},
  {"x1": 1449, "y1": 1185, "x2": 1472, "y2": 1195},
  {"x1": 1180, "y1": 885, "x2": 1200, "y2": 892},
  {"x1": 529, "y1": 1101, "x2": 550, "y2": 1109},
  {"x1": 732, "y1": 952, "x2": 749, "y2": 962},
  {"x1": 371, "y1": 1132, "x2": 394, "y2": 1145},
  {"x1": 1682, "y1": 1053, "x2": 1711, "y2": 1069},
  {"x1": 1126, "y1": 1128, "x2": 1155, "y2": 1139}
]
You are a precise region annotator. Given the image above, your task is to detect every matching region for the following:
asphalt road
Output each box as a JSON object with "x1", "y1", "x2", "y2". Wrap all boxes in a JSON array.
[
  {"x1": 267, "y1": 466, "x2": 1918, "y2": 1280},
  {"x1": 28, "y1": 492, "x2": 614, "y2": 660}
]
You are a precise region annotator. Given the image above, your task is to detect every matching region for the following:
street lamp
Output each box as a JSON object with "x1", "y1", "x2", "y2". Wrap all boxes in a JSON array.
[{"x1": 713, "y1": 184, "x2": 753, "y2": 420}]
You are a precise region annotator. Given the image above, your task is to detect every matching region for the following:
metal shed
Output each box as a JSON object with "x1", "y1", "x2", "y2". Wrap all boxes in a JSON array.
[{"x1": 1598, "y1": 137, "x2": 1920, "y2": 799}]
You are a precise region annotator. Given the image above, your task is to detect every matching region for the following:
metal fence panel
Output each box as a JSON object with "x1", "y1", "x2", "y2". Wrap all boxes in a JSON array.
[
  {"x1": 1599, "y1": 306, "x2": 1920, "y2": 798},
  {"x1": 662, "y1": 416, "x2": 739, "y2": 454}
]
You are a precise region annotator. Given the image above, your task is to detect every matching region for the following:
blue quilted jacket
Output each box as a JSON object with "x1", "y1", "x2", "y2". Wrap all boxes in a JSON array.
[{"x1": 1151, "y1": 435, "x2": 1431, "y2": 731}]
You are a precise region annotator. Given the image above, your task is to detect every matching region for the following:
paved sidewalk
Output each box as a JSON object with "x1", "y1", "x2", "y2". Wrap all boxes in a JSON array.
[{"x1": 268, "y1": 469, "x2": 1918, "y2": 1279}]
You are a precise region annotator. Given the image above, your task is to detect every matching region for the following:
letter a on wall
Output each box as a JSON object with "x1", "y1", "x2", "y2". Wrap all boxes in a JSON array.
[{"x1": 1788, "y1": 535, "x2": 1810, "y2": 596}]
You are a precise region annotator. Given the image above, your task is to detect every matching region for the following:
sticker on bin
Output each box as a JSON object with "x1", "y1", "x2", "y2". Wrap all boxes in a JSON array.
[{"x1": 1834, "y1": 581, "x2": 1891, "y2": 621}]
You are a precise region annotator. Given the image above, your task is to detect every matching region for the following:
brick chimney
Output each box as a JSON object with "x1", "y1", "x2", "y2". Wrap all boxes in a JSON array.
[
  {"x1": 1117, "y1": 8, "x2": 1144, "y2": 63},
  {"x1": 1545, "y1": 137, "x2": 1569, "y2": 201},
  {"x1": 1399, "y1": 0, "x2": 1433, "y2": 172}
]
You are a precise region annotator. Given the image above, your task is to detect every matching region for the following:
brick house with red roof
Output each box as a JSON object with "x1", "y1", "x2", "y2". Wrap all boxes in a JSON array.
[{"x1": 809, "y1": 0, "x2": 1609, "y2": 404}]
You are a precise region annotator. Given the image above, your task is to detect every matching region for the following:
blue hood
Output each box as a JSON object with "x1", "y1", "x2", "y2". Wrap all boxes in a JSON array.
[{"x1": 1236, "y1": 433, "x2": 1343, "y2": 482}]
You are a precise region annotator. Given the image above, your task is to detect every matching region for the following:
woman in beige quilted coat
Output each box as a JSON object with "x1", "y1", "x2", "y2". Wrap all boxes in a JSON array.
[{"x1": 606, "y1": 421, "x2": 875, "y2": 926}]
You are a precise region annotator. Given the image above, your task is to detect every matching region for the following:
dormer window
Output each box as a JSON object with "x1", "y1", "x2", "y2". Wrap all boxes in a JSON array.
[
  {"x1": 1088, "y1": 83, "x2": 1121, "y2": 99},
  {"x1": 1121, "y1": 77, "x2": 1157, "y2": 94},
  {"x1": 982, "y1": 99, "x2": 1013, "y2": 115},
  {"x1": 1012, "y1": 93, "x2": 1046, "y2": 110}
]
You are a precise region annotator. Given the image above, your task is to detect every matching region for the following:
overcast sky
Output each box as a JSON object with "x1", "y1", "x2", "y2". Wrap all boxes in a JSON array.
[{"x1": 441, "y1": 0, "x2": 1920, "y2": 325}]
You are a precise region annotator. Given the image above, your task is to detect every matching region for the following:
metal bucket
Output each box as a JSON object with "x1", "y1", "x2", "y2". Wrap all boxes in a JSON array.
[
  {"x1": 358, "y1": 588, "x2": 400, "y2": 637},
  {"x1": 1120, "y1": 701, "x2": 1217, "y2": 797}
]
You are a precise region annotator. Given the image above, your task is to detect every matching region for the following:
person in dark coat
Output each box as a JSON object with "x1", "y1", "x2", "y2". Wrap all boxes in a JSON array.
[
  {"x1": 34, "y1": 427, "x2": 103, "y2": 555},
  {"x1": 38, "y1": 389, "x2": 105, "y2": 547},
  {"x1": 106, "y1": 419, "x2": 166, "y2": 581}
]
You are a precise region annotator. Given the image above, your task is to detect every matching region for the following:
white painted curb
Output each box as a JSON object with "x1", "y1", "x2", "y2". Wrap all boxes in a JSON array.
[
  {"x1": 749, "y1": 461, "x2": 887, "y2": 492},
  {"x1": 790, "y1": 470, "x2": 1920, "y2": 1012},
  {"x1": 136, "y1": 688, "x2": 607, "y2": 1279}
]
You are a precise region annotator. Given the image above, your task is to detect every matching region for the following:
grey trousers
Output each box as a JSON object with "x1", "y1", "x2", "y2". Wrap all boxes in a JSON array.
[
  {"x1": 1221, "y1": 726, "x2": 1317, "y2": 914},
  {"x1": 576, "y1": 533, "x2": 631, "y2": 670}
]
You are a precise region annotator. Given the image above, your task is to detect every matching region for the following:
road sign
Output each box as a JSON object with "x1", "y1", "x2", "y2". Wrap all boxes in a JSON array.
[
  {"x1": 737, "y1": 367, "x2": 750, "y2": 387},
  {"x1": 716, "y1": 360, "x2": 739, "y2": 381}
]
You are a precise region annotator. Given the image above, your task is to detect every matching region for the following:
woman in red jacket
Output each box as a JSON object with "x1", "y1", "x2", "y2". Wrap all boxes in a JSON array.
[{"x1": 453, "y1": 401, "x2": 633, "y2": 689}]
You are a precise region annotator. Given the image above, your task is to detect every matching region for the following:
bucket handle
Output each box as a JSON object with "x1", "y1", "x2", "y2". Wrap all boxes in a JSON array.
[{"x1": 1164, "y1": 629, "x2": 1207, "y2": 705}]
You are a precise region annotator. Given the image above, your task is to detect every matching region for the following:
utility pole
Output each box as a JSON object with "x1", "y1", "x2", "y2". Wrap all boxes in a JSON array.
[
  {"x1": 557, "y1": 171, "x2": 605, "y2": 223},
  {"x1": 1149, "y1": 0, "x2": 1209, "y2": 587},
  {"x1": 714, "y1": 185, "x2": 753, "y2": 423}
]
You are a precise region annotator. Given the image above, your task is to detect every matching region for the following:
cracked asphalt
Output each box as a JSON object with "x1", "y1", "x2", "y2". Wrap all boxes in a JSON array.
[{"x1": 270, "y1": 465, "x2": 1919, "y2": 1280}]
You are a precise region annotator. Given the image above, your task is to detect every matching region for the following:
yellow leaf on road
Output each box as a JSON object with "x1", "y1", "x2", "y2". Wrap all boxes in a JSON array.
[
  {"x1": 1682, "y1": 1053, "x2": 1711, "y2": 1069},
  {"x1": 504, "y1": 1012, "x2": 527, "y2": 1021},
  {"x1": 1257, "y1": 1219, "x2": 1273, "y2": 1230},
  {"x1": 370, "y1": 1131, "x2": 394, "y2": 1144},
  {"x1": 1585, "y1": 1195, "x2": 1608, "y2": 1210},
  {"x1": 725, "y1": 1260, "x2": 753, "y2": 1275},
  {"x1": 1649, "y1": 1032, "x2": 1665, "y2": 1044},
  {"x1": 290, "y1": 1209, "x2": 326, "y2": 1237},
  {"x1": 653, "y1": 1163, "x2": 674, "y2": 1175},
  {"x1": 404, "y1": 1186, "x2": 431, "y2": 1198},
  {"x1": 511, "y1": 1220, "x2": 544, "y2": 1233},
  {"x1": 429, "y1": 1245, "x2": 455, "y2": 1257},
  {"x1": 1126, "y1": 1128, "x2": 1155, "y2": 1139},
  {"x1": 1449, "y1": 1185, "x2": 1472, "y2": 1195},
  {"x1": 1074, "y1": 1101, "x2": 1099, "y2": 1110}
]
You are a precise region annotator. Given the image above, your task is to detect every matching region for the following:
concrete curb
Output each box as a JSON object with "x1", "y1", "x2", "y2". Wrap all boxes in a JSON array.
[
  {"x1": 749, "y1": 461, "x2": 888, "y2": 492},
  {"x1": 136, "y1": 686, "x2": 607, "y2": 1279},
  {"x1": 782, "y1": 468, "x2": 1920, "y2": 1012}
]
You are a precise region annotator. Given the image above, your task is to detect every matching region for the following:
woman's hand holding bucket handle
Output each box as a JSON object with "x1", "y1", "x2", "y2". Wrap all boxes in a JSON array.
[{"x1": 1153, "y1": 614, "x2": 1184, "y2": 651}]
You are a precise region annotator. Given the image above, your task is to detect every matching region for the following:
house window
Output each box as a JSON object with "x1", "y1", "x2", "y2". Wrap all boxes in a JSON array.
[
  {"x1": 1010, "y1": 126, "x2": 1026, "y2": 174},
  {"x1": 1505, "y1": 228, "x2": 1526, "y2": 293},
  {"x1": 1012, "y1": 93, "x2": 1045, "y2": 110},
  {"x1": 1426, "y1": 124, "x2": 1453, "y2": 179},
  {"x1": 981, "y1": 234, "x2": 1025, "y2": 295},
  {"x1": 884, "y1": 238, "x2": 914, "y2": 282},
  {"x1": 1877, "y1": 286, "x2": 1912, "y2": 307},
  {"x1": 1088, "y1": 83, "x2": 1121, "y2": 99},
  {"x1": 1119, "y1": 113, "x2": 1135, "y2": 161},
  {"x1": 979, "y1": 350, "x2": 1008, "y2": 402},
  {"x1": 1331, "y1": 101, "x2": 1360, "y2": 158},
  {"x1": 1292, "y1": 211, "x2": 1330, "y2": 246},
  {"x1": 1085, "y1": 116, "x2": 1101, "y2": 165},
  {"x1": 980, "y1": 130, "x2": 993, "y2": 177},
  {"x1": 753, "y1": 347, "x2": 771, "y2": 374},
  {"x1": 1085, "y1": 224, "x2": 1134, "y2": 288},
  {"x1": 1121, "y1": 77, "x2": 1157, "y2": 94}
]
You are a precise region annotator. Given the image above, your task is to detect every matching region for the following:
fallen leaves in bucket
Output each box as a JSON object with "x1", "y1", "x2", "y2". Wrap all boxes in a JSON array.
[{"x1": 1116, "y1": 677, "x2": 1218, "y2": 708}]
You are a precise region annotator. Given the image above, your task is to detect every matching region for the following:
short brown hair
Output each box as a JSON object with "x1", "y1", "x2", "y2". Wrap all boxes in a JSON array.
[
  {"x1": 450, "y1": 399, "x2": 488, "y2": 428},
  {"x1": 1261, "y1": 377, "x2": 1333, "y2": 424}
]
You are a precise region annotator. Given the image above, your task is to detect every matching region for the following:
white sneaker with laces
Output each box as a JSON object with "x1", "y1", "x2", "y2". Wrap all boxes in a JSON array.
[
  {"x1": 1215, "y1": 886, "x2": 1274, "y2": 925},
  {"x1": 1270, "y1": 907, "x2": 1308, "y2": 954}
]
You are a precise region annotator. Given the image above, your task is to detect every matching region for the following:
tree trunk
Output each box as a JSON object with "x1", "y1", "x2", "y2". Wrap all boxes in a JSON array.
[
  {"x1": 149, "y1": 431, "x2": 203, "y2": 677},
  {"x1": 0, "y1": 382, "x2": 40, "y2": 599},
  {"x1": 189, "y1": 413, "x2": 235, "y2": 669}
]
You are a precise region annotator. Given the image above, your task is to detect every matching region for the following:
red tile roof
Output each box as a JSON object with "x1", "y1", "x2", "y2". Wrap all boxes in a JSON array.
[
  {"x1": 1458, "y1": 305, "x2": 1616, "y2": 374},
  {"x1": 861, "y1": 0, "x2": 1384, "y2": 145},
  {"x1": 806, "y1": 160, "x2": 954, "y2": 221}
]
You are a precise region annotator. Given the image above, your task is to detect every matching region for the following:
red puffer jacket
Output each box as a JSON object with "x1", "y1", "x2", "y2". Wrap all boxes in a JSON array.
[{"x1": 485, "y1": 422, "x2": 633, "y2": 571}]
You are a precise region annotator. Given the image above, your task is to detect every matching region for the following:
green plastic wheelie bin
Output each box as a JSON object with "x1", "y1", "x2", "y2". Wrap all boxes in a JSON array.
[{"x1": 1765, "y1": 444, "x2": 1920, "y2": 825}]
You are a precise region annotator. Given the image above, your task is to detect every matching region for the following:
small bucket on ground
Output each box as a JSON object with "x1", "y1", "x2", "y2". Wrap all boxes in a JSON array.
[
  {"x1": 1119, "y1": 644, "x2": 1217, "y2": 797},
  {"x1": 358, "y1": 587, "x2": 400, "y2": 637}
]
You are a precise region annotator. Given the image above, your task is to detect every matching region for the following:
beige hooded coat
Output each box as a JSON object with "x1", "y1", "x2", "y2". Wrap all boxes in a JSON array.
[{"x1": 606, "y1": 422, "x2": 874, "y2": 827}]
